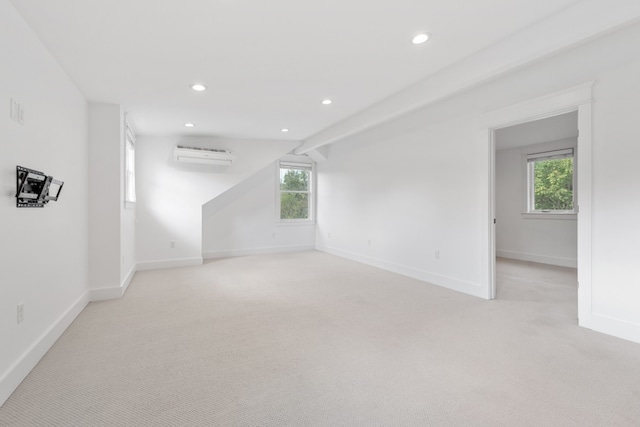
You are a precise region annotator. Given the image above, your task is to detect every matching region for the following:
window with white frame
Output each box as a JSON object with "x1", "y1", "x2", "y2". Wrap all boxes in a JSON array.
[
  {"x1": 277, "y1": 161, "x2": 314, "y2": 222},
  {"x1": 124, "y1": 120, "x2": 136, "y2": 204},
  {"x1": 526, "y1": 148, "x2": 575, "y2": 214}
]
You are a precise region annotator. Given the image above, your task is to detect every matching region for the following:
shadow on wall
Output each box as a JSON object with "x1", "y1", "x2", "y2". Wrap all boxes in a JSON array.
[{"x1": 135, "y1": 135, "x2": 299, "y2": 266}]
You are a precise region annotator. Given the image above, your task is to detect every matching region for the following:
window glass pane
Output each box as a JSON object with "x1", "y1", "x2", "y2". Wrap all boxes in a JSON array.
[
  {"x1": 280, "y1": 192, "x2": 309, "y2": 220},
  {"x1": 533, "y1": 157, "x2": 573, "y2": 211},
  {"x1": 280, "y1": 168, "x2": 309, "y2": 191}
]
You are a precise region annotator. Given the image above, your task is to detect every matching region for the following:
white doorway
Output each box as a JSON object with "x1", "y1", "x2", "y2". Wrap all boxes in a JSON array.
[
  {"x1": 493, "y1": 112, "x2": 578, "y2": 310},
  {"x1": 481, "y1": 83, "x2": 593, "y2": 326}
]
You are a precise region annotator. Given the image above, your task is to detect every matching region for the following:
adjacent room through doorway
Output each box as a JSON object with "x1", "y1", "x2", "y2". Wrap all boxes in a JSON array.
[{"x1": 494, "y1": 112, "x2": 579, "y2": 310}]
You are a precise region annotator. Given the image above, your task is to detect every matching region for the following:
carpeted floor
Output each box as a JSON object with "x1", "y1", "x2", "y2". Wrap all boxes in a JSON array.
[{"x1": 1, "y1": 251, "x2": 639, "y2": 426}]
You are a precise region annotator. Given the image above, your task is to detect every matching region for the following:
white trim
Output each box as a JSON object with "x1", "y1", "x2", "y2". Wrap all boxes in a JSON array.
[
  {"x1": 483, "y1": 82, "x2": 593, "y2": 330},
  {"x1": 89, "y1": 264, "x2": 137, "y2": 301},
  {"x1": 89, "y1": 286, "x2": 123, "y2": 302},
  {"x1": 316, "y1": 244, "x2": 486, "y2": 299},
  {"x1": 480, "y1": 82, "x2": 593, "y2": 129},
  {"x1": 203, "y1": 244, "x2": 315, "y2": 260},
  {"x1": 576, "y1": 103, "x2": 595, "y2": 333},
  {"x1": 121, "y1": 264, "x2": 136, "y2": 294},
  {"x1": 136, "y1": 257, "x2": 203, "y2": 271},
  {"x1": 521, "y1": 213, "x2": 577, "y2": 220},
  {"x1": 279, "y1": 162, "x2": 312, "y2": 170},
  {"x1": 581, "y1": 312, "x2": 640, "y2": 344},
  {"x1": 0, "y1": 292, "x2": 89, "y2": 407},
  {"x1": 488, "y1": 129, "x2": 496, "y2": 299},
  {"x1": 526, "y1": 148, "x2": 574, "y2": 162},
  {"x1": 276, "y1": 221, "x2": 316, "y2": 227},
  {"x1": 497, "y1": 250, "x2": 577, "y2": 269}
]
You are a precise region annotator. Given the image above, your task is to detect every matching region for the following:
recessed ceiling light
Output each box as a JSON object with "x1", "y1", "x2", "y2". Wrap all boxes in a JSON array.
[
  {"x1": 281, "y1": 128, "x2": 289, "y2": 133},
  {"x1": 184, "y1": 123, "x2": 195, "y2": 127},
  {"x1": 322, "y1": 99, "x2": 332, "y2": 105},
  {"x1": 190, "y1": 84, "x2": 207, "y2": 91},
  {"x1": 412, "y1": 33, "x2": 430, "y2": 45}
]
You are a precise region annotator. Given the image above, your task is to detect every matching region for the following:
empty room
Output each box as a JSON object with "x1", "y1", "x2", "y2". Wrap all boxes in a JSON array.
[{"x1": 2, "y1": 0, "x2": 640, "y2": 425}]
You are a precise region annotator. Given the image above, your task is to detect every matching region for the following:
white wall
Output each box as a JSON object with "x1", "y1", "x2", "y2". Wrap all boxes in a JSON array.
[
  {"x1": 591, "y1": 56, "x2": 640, "y2": 330},
  {"x1": 136, "y1": 136, "x2": 298, "y2": 269},
  {"x1": 0, "y1": 0, "x2": 89, "y2": 405},
  {"x1": 88, "y1": 104, "x2": 121, "y2": 295},
  {"x1": 316, "y1": 20, "x2": 640, "y2": 343},
  {"x1": 202, "y1": 161, "x2": 316, "y2": 258},
  {"x1": 88, "y1": 104, "x2": 136, "y2": 300},
  {"x1": 316, "y1": 113, "x2": 488, "y2": 298},
  {"x1": 495, "y1": 139, "x2": 578, "y2": 267}
]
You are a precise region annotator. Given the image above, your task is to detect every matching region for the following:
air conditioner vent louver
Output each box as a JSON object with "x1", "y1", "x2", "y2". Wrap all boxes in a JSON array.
[
  {"x1": 176, "y1": 145, "x2": 230, "y2": 153},
  {"x1": 174, "y1": 146, "x2": 235, "y2": 166}
]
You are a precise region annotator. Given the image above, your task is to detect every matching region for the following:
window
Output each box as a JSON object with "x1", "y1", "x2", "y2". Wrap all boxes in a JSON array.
[
  {"x1": 277, "y1": 161, "x2": 314, "y2": 222},
  {"x1": 526, "y1": 148, "x2": 575, "y2": 214},
  {"x1": 124, "y1": 119, "x2": 136, "y2": 204}
]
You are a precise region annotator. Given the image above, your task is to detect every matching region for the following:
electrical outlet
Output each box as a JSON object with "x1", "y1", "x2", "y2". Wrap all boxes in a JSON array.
[
  {"x1": 435, "y1": 250, "x2": 440, "y2": 260},
  {"x1": 17, "y1": 303, "x2": 24, "y2": 324},
  {"x1": 368, "y1": 239, "x2": 372, "y2": 246},
  {"x1": 272, "y1": 232, "x2": 276, "y2": 238},
  {"x1": 170, "y1": 241, "x2": 175, "y2": 248},
  {"x1": 327, "y1": 232, "x2": 331, "y2": 238}
]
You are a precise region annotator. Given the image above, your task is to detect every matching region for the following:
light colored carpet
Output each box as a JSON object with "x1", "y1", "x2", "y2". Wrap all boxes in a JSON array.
[{"x1": 1, "y1": 251, "x2": 639, "y2": 426}]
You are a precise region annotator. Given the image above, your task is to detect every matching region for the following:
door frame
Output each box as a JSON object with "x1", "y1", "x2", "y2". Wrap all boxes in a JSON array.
[{"x1": 480, "y1": 82, "x2": 593, "y2": 324}]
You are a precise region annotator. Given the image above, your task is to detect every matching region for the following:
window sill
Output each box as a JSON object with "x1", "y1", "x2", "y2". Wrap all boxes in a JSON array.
[
  {"x1": 124, "y1": 201, "x2": 136, "y2": 210},
  {"x1": 276, "y1": 220, "x2": 316, "y2": 227},
  {"x1": 522, "y1": 212, "x2": 576, "y2": 220}
]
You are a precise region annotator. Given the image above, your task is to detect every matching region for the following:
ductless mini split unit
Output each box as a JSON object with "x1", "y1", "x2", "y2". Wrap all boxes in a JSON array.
[{"x1": 173, "y1": 145, "x2": 235, "y2": 166}]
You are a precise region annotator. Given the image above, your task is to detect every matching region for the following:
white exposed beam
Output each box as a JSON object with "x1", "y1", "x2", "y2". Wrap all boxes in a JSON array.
[
  {"x1": 295, "y1": 0, "x2": 640, "y2": 154},
  {"x1": 304, "y1": 146, "x2": 329, "y2": 163}
]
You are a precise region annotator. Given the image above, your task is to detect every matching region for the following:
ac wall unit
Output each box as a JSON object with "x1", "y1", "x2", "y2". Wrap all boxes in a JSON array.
[{"x1": 173, "y1": 145, "x2": 235, "y2": 166}]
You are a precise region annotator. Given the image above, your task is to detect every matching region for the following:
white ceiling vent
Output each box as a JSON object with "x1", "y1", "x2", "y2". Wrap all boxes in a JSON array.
[{"x1": 173, "y1": 145, "x2": 235, "y2": 166}]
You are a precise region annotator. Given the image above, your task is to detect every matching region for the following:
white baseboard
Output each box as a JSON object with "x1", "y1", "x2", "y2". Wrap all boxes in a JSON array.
[
  {"x1": 497, "y1": 249, "x2": 577, "y2": 268},
  {"x1": 136, "y1": 257, "x2": 203, "y2": 271},
  {"x1": 316, "y1": 244, "x2": 486, "y2": 299},
  {"x1": 580, "y1": 312, "x2": 640, "y2": 345},
  {"x1": 89, "y1": 286, "x2": 123, "y2": 301},
  {"x1": 0, "y1": 292, "x2": 89, "y2": 407},
  {"x1": 89, "y1": 264, "x2": 137, "y2": 302},
  {"x1": 121, "y1": 264, "x2": 136, "y2": 295},
  {"x1": 203, "y1": 244, "x2": 316, "y2": 260}
]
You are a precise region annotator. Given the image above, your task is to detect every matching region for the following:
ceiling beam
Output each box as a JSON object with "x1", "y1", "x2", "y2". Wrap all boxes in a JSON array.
[{"x1": 295, "y1": 0, "x2": 640, "y2": 154}]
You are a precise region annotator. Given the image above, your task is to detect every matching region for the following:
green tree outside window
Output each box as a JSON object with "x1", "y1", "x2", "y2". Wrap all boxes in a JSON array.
[
  {"x1": 532, "y1": 157, "x2": 573, "y2": 211},
  {"x1": 280, "y1": 167, "x2": 311, "y2": 220}
]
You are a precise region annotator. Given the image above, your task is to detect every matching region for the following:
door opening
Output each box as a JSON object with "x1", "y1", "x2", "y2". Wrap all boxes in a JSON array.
[
  {"x1": 481, "y1": 82, "x2": 593, "y2": 327},
  {"x1": 493, "y1": 112, "x2": 578, "y2": 305}
]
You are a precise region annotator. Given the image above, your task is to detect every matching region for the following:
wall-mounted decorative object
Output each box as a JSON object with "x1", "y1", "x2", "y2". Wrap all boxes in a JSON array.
[{"x1": 16, "y1": 166, "x2": 64, "y2": 208}]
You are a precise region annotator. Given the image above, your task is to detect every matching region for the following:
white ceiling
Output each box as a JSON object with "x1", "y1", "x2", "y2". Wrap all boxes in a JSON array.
[{"x1": 10, "y1": 0, "x2": 584, "y2": 140}]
